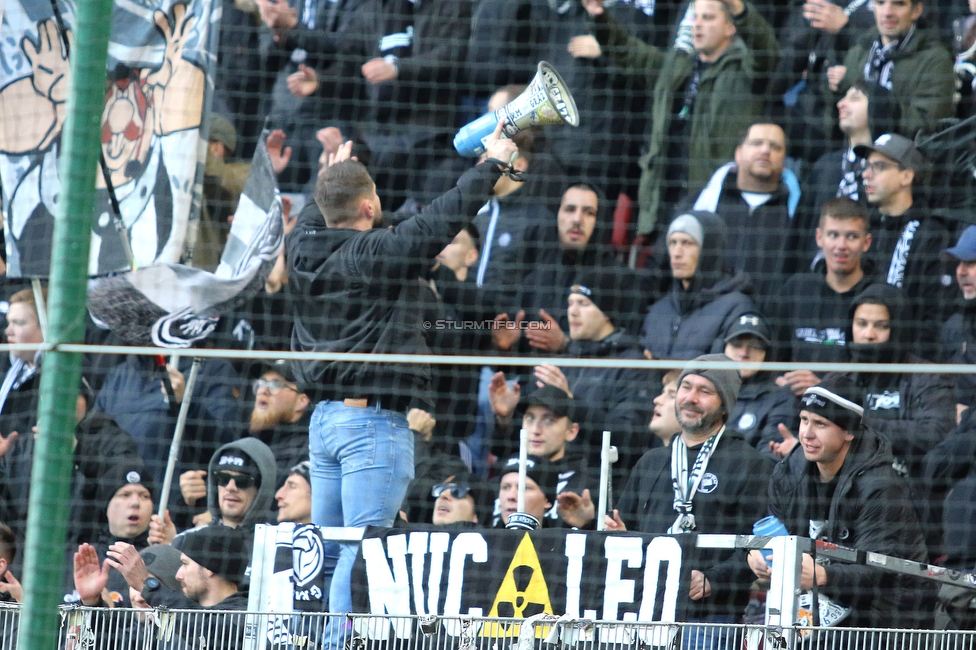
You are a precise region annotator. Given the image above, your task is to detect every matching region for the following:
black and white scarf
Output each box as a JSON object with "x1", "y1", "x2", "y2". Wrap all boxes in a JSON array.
[
  {"x1": 863, "y1": 24, "x2": 916, "y2": 91},
  {"x1": 886, "y1": 219, "x2": 919, "y2": 288},
  {"x1": 669, "y1": 426, "x2": 725, "y2": 534}
]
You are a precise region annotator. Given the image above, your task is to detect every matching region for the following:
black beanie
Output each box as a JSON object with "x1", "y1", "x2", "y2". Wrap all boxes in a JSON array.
[
  {"x1": 568, "y1": 269, "x2": 629, "y2": 327},
  {"x1": 98, "y1": 462, "x2": 155, "y2": 508},
  {"x1": 495, "y1": 455, "x2": 558, "y2": 506},
  {"x1": 177, "y1": 526, "x2": 246, "y2": 585},
  {"x1": 799, "y1": 376, "x2": 864, "y2": 433}
]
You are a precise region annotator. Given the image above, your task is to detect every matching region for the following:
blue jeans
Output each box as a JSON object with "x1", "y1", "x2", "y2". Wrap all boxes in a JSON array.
[
  {"x1": 309, "y1": 401, "x2": 415, "y2": 620},
  {"x1": 682, "y1": 615, "x2": 739, "y2": 650}
]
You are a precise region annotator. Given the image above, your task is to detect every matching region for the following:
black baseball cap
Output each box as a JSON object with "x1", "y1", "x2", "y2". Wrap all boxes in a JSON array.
[
  {"x1": 723, "y1": 313, "x2": 771, "y2": 347},
  {"x1": 519, "y1": 384, "x2": 574, "y2": 421},
  {"x1": 853, "y1": 133, "x2": 925, "y2": 171}
]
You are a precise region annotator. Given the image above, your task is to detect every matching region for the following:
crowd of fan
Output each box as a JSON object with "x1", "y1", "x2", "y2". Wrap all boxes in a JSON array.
[{"x1": 1, "y1": 0, "x2": 976, "y2": 642}]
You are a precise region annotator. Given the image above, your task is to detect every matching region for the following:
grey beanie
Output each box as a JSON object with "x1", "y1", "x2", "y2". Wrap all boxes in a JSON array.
[
  {"x1": 677, "y1": 354, "x2": 742, "y2": 420},
  {"x1": 667, "y1": 213, "x2": 705, "y2": 247}
]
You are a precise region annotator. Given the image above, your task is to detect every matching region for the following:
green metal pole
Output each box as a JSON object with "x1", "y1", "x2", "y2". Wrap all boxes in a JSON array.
[{"x1": 17, "y1": 0, "x2": 113, "y2": 647}]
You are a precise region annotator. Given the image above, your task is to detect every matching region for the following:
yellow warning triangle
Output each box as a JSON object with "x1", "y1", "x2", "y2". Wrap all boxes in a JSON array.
[{"x1": 482, "y1": 533, "x2": 553, "y2": 637}]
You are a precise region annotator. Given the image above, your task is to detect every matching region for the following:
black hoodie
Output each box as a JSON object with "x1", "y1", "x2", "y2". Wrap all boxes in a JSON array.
[
  {"x1": 641, "y1": 211, "x2": 756, "y2": 359},
  {"x1": 841, "y1": 283, "x2": 955, "y2": 476},
  {"x1": 287, "y1": 162, "x2": 502, "y2": 408}
]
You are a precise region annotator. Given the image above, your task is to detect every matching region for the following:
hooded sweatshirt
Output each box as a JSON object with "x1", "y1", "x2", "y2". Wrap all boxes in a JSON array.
[
  {"x1": 206, "y1": 437, "x2": 278, "y2": 532},
  {"x1": 842, "y1": 283, "x2": 955, "y2": 476},
  {"x1": 641, "y1": 211, "x2": 756, "y2": 359}
]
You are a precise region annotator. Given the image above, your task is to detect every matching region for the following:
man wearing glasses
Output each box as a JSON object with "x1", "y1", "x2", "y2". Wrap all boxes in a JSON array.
[
  {"x1": 854, "y1": 133, "x2": 957, "y2": 357},
  {"x1": 248, "y1": 362, "x2": 310, "y2": 489},
  {"x1": 429, "y1": 472, "x2": 492, "y2": 528}
]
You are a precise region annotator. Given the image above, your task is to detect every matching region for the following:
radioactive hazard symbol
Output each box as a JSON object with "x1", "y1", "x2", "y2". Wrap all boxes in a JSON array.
[{"x1": 481, "y1": 534, "x2": 553, "y2": 638}]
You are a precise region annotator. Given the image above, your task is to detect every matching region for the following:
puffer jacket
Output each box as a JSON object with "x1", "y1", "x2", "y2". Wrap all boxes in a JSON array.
[
  {"x1": 641, "y1": 273, "x2": 756, "y2": 360},
  {"x1": 768, "y1": 428, "x2": 933, "y2": 628}
]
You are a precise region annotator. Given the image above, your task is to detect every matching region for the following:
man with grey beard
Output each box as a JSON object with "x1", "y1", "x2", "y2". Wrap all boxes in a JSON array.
[{"x1": 601, "y1": 354, "x2": 770, "y2": 642}]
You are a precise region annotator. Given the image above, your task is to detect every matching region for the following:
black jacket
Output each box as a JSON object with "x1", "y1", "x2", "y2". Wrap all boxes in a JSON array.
[
  {"x1": 144, "y1": 587, "x2": 248, "y2": 649},
  {"x1": 616, "y1": 428, "x2": 772, "y2": 618},
  {"x1": 288, "y1": 162, "x2": 502, "y2": 408},
  {"x1": 676, "y1": 168, "x2": 801, "y2": 309},
  {"x1": 866, "y1": 205, "x2": 958, "y2": 356},
  {"x1": 729, "y1": 375, "x2": 797, "y2": 460},
  {"x1": 563, "y1": 331, "x2": 654, "y2": 476},
  {"x1": 0, "y1": 410, "x2": 140, "y2": 568},
  {"x1": 771, "y1": 264, "x2": 874, "y2": 363},
  {"x1": 641, "y1": 273, "x2": 756, "y2": 361},
  {"x1": 939, "y1": 299, "x2": 976, "y2": 363},
  {"x1": 767, "y1": 427, "x2": 933, "y2": 628}
]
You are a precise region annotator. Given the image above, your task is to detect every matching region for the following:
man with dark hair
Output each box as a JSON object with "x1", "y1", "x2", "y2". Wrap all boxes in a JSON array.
[
  {"x1": 854, "y1": 133, "x2": 957, "y2": 355},
  {"x1": 749, "y1": 376, "x2": 932, "y2": 629},
  {"x1": 287, "y1": 125, "x2": 517, "y2": 635},
  {"x1": 76, "y1": 526, "x2": 248, "y2": 648},
  {"x1": 275, "y1": 461, "x2": 313, "y2": 525},
  {"x1": 494, "y1": 183, "x2": 640, "y2": 353},
  {"x1": 826, "y1": 0, "x2": 954, "y2": 138},
  {"x1": 772, "y1": 198, "x2": 874, "y2": 379},
  {"x1": 649, "y1": 369, "x2": 682, "y2": 447},
  {"x1": 430, "y1": 472, "x2": 493, "y2": 527},
  {"x1": 582, "y1": 0, "x2": 778, "y2": 236},
  {"x1": 804, "y1": 82, "x2": 876, "y2": 232},
  {"x1": 677, "y1": 123, "x2": 801, "y2": 307}
]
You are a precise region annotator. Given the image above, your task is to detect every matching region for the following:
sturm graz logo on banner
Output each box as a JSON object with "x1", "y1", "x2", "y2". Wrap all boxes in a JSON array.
[{"x1": 350, "y1": 528, "x2": 695, "y2": 641}]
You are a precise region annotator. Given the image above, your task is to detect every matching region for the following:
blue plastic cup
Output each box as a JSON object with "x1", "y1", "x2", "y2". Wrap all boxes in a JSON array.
[{"x1": 753, "y1": 515, "x2": 789, "y2": 566}]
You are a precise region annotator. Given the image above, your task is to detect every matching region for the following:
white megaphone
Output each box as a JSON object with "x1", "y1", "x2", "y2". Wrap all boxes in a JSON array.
[{"x1": 453, "y1": 61, "x2": 580, "y2": 157}]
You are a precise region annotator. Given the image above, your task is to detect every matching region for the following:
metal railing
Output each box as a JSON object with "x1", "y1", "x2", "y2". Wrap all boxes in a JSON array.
[{"x1": 0, "y1": 610, "x2": 960, "y2": 650}]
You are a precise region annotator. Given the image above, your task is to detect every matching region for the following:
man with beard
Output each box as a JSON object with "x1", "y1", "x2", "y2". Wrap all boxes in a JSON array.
[
  {"x1": 676, "y1": 123, "x2": 801, "y2": 308},
  {"x1": 246, "y1": 361, "x2": 310, "y2": 488},
  {"x1": 559, "y1": 354, "x2": 770, "y2": 642}
]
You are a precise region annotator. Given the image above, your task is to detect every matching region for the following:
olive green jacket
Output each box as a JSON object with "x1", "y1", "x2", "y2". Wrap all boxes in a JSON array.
[
  {"x1": 830, "y1": 27, "x2": 954, "y2": 139},
  {"x1": 594, "y1": 3, "x2": 778, "y2": 235}
]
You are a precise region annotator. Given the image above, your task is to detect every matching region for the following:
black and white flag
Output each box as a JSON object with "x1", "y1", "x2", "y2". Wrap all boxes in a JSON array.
[{"x1": 87, "y1": 134, "x2": 283, "y2": 347}]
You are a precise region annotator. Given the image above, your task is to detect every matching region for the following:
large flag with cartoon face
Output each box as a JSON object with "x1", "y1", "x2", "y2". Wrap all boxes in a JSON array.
[{"x1": 0, "y1": 0, "x2": 217, "y2": 277}]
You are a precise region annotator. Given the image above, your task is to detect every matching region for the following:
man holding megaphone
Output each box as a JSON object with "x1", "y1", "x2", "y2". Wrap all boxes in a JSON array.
[
  {"x1": 582, "y1": 0, "x2": 778, "y2": 238},
  {"x1": 287, "y1": 120, "x2": 519, "y2": 648}
]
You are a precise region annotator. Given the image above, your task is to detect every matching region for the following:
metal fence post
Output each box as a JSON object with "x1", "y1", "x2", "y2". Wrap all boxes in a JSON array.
[
  {"x1": 16, "y1": 0, "x2": 113, "y2": 646},
  {"x1": 764, "y1": 535, "x2": 803, "y2": 647}
]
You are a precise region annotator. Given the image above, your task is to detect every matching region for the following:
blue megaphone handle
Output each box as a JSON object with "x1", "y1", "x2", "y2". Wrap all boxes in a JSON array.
[{"x1": 454, "y1": 112, "x2": 500, "y2": 157}]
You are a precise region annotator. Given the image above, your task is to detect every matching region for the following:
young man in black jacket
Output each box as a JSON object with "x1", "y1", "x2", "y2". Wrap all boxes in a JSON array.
[
  {"x1": 748, "y1": 376, "x2": 933, "y2": 629},
  {"x1": 75, "y1": 526, "x2": 249, "y2": 649},
  {"x1": 287, "y1": 124, "x2": 517, "y2": 632}
]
